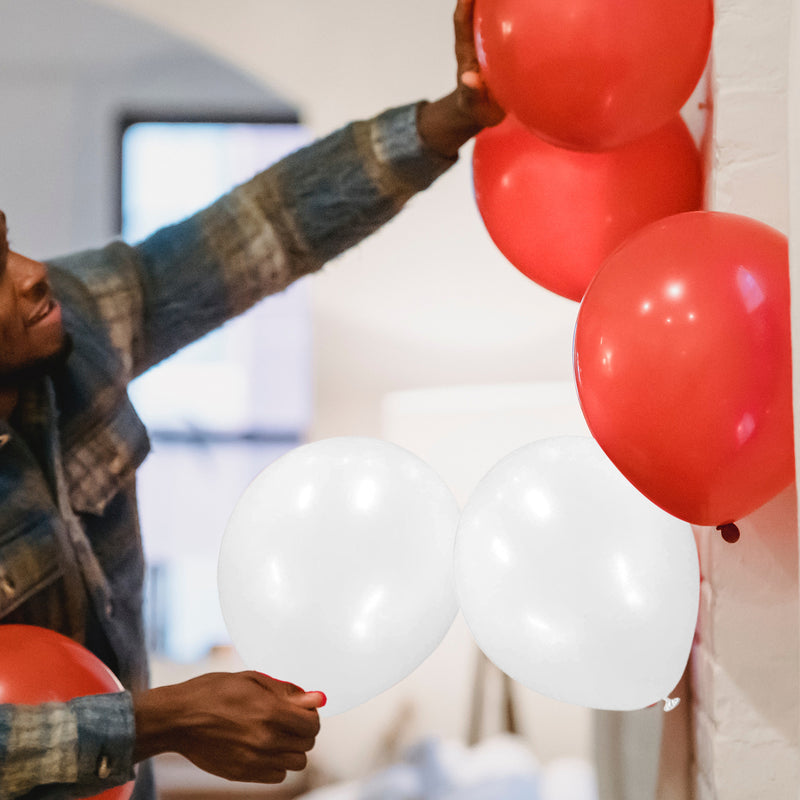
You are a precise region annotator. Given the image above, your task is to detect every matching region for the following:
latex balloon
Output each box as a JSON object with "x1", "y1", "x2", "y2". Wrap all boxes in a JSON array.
[
  {"x1": 472, "y1": 115, "x2": 702, "y2": 301},
  {"x1": 454, "y1": 436, "x2": 699, "y2": 711},
  {"x1": 474, "y1": 0, "x2": 713, "y2": 151},
  {"x1": 218, "y1": 437, "x2": 460, "y2": 716},
  {"x1": 0, "y1": 625, "x2": 133, "y2": 800},
  {"x1": 574, "y1": 211, "x2": 793, "y2": 526}
]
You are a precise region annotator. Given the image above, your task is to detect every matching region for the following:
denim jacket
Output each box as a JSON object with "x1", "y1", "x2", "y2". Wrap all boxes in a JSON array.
[{"x1": 0, "y1": 103, "x2": 454, "y2": 799}]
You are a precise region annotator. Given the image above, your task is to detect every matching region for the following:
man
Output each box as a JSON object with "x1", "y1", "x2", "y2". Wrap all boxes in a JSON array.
[{"x1": 0, "y1": 1, "x2": 503, "y2": 797}]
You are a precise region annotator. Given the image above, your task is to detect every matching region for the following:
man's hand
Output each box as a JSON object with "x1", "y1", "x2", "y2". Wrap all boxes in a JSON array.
[
  {"x1": 453, "y1": 0, "x2": 505, "y2": 130},
  {"x1": 133, "y1": 671, "x2": 325, "y2": 784},
  {"x1": 417, "y1": 0, "x2": 506, "y2": 159}
]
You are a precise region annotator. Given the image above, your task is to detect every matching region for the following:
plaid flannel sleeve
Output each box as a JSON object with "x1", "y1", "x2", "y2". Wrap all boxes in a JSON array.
[
  {"x1": 47, "y1": 102, "x2": 455, "y2": 380},
  {"x1": 0, "y1": 692, "x2": 135, "y2": 799}
]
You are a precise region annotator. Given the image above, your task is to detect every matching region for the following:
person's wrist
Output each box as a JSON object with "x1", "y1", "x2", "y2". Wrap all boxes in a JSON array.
[
  {"x1": 133, "y1": 685, "x2": 183, "y2": 763},
  {"x1": 417, "y1": 91, "x2": 484, "y2": 159}
]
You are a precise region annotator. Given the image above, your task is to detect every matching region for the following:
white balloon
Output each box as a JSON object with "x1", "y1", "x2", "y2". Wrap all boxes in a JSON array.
[
  {"x1": 454, "y1": 436, "x2": 699, "y2": 711},
  {"x1": 218, "y1": 436, "x2": 460, "y2": 716}
]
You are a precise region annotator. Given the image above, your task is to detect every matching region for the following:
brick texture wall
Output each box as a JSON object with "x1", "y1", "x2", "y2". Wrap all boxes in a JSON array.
[{"x1": 694, "y1": 2, "x2": 799, "y2": 797}]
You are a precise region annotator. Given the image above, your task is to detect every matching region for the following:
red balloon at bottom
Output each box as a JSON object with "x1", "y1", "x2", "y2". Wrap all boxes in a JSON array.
[
  {"x1": 472, "y1": 115, "x2": 702, "y2": 301},
  {"x1": 574, "y1": 211, "x2": 793, "y2": 526},
  {"x1": 0, "y1": 625, "x2": 133, "y2": 800}
]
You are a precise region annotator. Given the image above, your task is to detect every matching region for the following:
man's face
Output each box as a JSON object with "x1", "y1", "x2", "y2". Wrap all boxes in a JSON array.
[{"x1": 0, "y1": 211, "x2": 67, "y2": 384}]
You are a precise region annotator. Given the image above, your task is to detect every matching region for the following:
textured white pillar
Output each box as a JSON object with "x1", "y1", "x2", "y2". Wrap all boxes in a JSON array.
[{"x1": 693, "y1": 1, "x2": 800, "y2": 797}]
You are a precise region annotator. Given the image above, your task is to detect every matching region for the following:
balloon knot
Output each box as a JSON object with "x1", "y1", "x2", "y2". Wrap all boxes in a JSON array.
[
  {"x1": 663, "y1": 697, "x2": 681, "y2": 712},
  {"x1": 716, "y1": 523, "x2": 740, "y2": 544}
]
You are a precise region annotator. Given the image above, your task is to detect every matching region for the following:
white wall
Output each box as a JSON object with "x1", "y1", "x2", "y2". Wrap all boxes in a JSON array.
[{"x1": 0, "y1": 0, "x2": 294, "y2": 257}]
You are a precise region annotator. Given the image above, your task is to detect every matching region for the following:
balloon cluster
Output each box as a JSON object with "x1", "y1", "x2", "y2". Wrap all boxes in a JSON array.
[
  {"x1": 472, "y1": 0, "x2": 794, "y2": 531},
  {"x1": 472, "y1": 0, "x2": 712, "y2": 301},
  {"x1": 217, "y1": 0, "x2": 792, "y2": 721},
  {"x1": 218, "y1": 436, "x2": 698, "y2": 715}
]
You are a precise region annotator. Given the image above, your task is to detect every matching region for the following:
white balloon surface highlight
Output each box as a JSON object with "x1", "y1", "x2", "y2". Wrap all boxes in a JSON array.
[
  {"x1": 218, "y1": 436, "x2": 460, "y2": 716},
  {"x1": 454, "y1": 436, "x2": 700, "y2": 711}
]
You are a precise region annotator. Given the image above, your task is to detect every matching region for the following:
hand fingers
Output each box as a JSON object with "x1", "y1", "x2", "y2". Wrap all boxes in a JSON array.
[
  {"x1": 251, "y1": 671, "x2": 301, "y2": 693},
  {"x1": 294, "y1": 691, "x2": 327, "y2": 710},
  {"x1": 461, "y1": 70, "x2": 483, "y2": 90},
  {"x1": 453, "y1": 0, "x2": 476, "y2": 35},
  {"x1": 454, "y1": 0, "x2": 480, "y2": 74},
  {"x1": 249, "y1": 673, "x2": 325, "y2": 712},
  {"x1": 264, "y1": 731, "x2": 318, "y2": 755},
  {"x1": 255, "y1": 753, "x2": 308, "y2": 778},
  {"x1": 259, "y1": 768, "x2": 288, "y2": 784},
  {"x1": 250, "y1": 673, "x2": 325, "y2": 708},
  {"x1": 271, "y1": 700, "x2": 321, "y2": 739},
  {"x1": 277, "y1": 751, "x2": 309, "y2": 773},
  {"x1": 244, "y1": 672, "x2": 322, "y2": 738}
]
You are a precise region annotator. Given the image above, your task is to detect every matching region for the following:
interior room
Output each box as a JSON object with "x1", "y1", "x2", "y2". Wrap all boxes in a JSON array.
[{"x1": 0, "y1": 0, "x2": 797, "y2": 798}]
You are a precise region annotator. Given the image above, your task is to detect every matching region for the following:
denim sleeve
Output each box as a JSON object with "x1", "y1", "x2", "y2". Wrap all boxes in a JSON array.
[
  {"x1": 0, "y1": 692, "x2": 135, "y2": 798},
  {"x1": 46, "y1": 103, "x2": 455, "y2": 379}
]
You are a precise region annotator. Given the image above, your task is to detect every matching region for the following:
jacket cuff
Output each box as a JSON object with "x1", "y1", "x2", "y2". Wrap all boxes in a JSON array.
[
  {"x1": 371, "y1": 102, "x2": 458, "y2": 191},
  {"x1": 72, "y1": 692, "x2": 136, "y2": 791}
]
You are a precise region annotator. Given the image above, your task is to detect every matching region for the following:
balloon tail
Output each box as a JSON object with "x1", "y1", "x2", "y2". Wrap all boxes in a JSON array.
[
  {"x1": 663, "y1": 697, "x2": 681, "y2": 713},
  {"x1": 716, "y1": 523, "x2": 740, "y2": 544}
]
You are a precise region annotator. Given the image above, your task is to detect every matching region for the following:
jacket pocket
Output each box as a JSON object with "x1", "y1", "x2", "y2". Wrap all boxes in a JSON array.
[
  {"x1": 63, "y1": 399, "x2": 150, "y2": 517},
  {"x1": 0, "y1": 516, "x2": 63, "y2": 620}
]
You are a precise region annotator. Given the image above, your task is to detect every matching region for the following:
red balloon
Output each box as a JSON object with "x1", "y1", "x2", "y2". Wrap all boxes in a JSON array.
[
  {"x1": 474, "y1": 0, "x2": 714, "y2": 151},
  {"x1": 574, "y1": 211, "x2": 793, "y2": 527},
  {"x1": 0, "y1": 625, "x2": 134, "y2": 800},
  {"x1": 472, "y1": 115, "x2": 702, "y2": 301}
]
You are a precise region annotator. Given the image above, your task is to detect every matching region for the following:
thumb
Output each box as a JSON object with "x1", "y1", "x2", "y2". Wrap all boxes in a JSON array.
[
  {"x1": 461, "y1": 70, "x2": 485, "y2": 90},
  {"x1": 295, "y1": 690, "x2": 327, "y2": 710}
]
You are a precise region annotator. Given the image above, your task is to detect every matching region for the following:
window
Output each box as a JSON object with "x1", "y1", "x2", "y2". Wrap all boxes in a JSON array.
[{"x1": 120, "y1": 113, "x2": 314, "y2": 436}]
